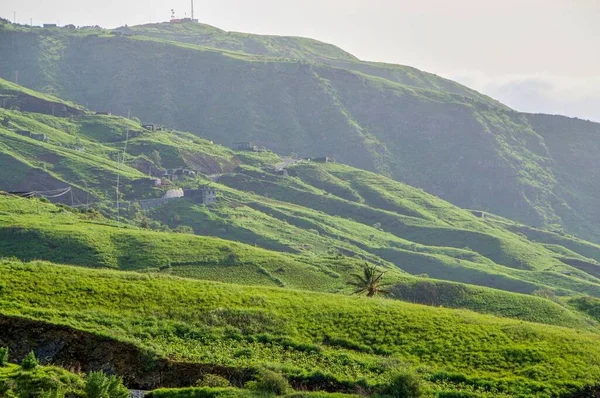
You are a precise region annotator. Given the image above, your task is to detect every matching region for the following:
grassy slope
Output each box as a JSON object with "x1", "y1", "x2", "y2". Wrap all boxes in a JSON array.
[
  {"x1": 2, "y1": 80, "x2": 600, "y2": 327},
  {"x1": 2, "y1": 195, "x2": 594, "y2": 330},
  {"x1": 0, "y1": 196, "x2": 375, "y2": 293},
  {"x1": 1, "y1": 260, "x2": 600, "y2": 397},
  {"x1": 2, "y1": 22, "x2": 600, "y2": 242},
  {"x1": 0, "y1": 363, "x2": 84, "y2": 397},
  {"x1": 207, "y1": 163, "x2": 600, "y2": 296},
  {"x1": 116, "y1": 23, "x2": 501, "y2": 108}
]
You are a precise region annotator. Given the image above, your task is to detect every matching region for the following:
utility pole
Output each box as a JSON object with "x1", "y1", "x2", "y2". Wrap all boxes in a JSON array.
[
  {"x1": 13, "y1": 11, "x2": 16, "y2": 24},
  {"x1": 78, "y1": 179, "x2": 89, "y2": 211},
  {"x1": 116, "y1": 130, "x2": 129, "y2": 224},
  {"x1": 191, "y1": 0, "x2": 194, "y2": 20},
  {"x1": 14, "y1": 70, "x2": 19, "y2": 85}
]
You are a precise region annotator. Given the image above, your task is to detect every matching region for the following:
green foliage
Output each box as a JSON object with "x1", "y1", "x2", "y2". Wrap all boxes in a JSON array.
[
  {"x1": 1, "y1": 261, "x2": 600, "y2": 396},
  {"x1": 245, "y1": 369, "x2": 290, "y2": 395},
  {"x1": 21, "y1": 351, "x2": 38, "y2": 371},
  {"x1": 377, "y1": 372, "x2": 424, "y2": 398},
  {"x1": 0, "y1": 347, "x2": 7, "y2": 367},
  {"x1": 84, "y1": 371, "x2": 128, "y2": 398},
  {"x1": 0, "y1": 363, "x2": 84, "y2": 397},
  {"x1": 3, "y1": 23, "x2": 600, "y2": 245},
  {"x1": 347, "y1": 264, "x2": 391, "y2": 297},
  {"x1": 196, "y1": 375, "x2": 231, "y2": 388}
]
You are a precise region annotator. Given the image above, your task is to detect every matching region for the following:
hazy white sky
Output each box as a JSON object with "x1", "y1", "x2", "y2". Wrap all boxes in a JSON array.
[{"x1": 1, "y1": 0, "x2": 599, "y2": 121}]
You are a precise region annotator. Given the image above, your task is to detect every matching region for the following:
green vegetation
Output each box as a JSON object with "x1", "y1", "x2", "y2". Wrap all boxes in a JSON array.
[
  {"x1": 1, "y1": 28, "x2": 600, "y2": 397},
  {"x1": 1, "y1": 21, "x2": 600, "y2": 243},
  {"x1": 245, "y1": 369, "x2": 290, "y2": 395},
  {"x1": 196, "y1": 375, "x2": 231, "y2": 388},
  {"x1": 84, "y1": 371, "x2": 128, "y2": 398},
  {"x1": 21, "y1": 351, "x2": 39, "y2": 371},
  {"x1": 347, "y1": 264, "x2": 391, "y2": 297},
  {"x1": 0, "y1": 362, "x2": 84, "y2": 397},
  {"x1": 1, "y1": 260, "x2": 600, "y2": 397},
  {"x1": 377, "y1": 372, "x2": 424, "y2": 398},
  {"x1": 0, "y1": 347, "x2": 8, "y2": 367}
]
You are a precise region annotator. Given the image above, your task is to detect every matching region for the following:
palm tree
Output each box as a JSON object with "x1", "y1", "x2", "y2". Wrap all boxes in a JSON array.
[{"x1": 347, "y1": 264, "x2": 391, "y2": 297}]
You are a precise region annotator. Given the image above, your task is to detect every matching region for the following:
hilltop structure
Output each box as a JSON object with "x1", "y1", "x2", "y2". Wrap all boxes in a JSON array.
[{"x1": 184, "y1": 185, "x2": 217, "y2": 205}]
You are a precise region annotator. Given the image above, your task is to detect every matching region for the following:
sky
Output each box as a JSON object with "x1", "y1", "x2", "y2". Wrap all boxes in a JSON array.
[{"x1": 1, "y1": 0, "x2": 599, "y2": 121}]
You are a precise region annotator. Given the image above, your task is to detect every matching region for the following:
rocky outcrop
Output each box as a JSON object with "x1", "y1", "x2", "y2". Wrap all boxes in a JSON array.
[{"x1": 0, "y1": 315, "x2": 254, "y2": 390}]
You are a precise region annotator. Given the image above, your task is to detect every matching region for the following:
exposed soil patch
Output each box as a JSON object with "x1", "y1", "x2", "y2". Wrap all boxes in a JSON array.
[{"x1": 0, "y1": 315, "x2": 254, "y2": 390}]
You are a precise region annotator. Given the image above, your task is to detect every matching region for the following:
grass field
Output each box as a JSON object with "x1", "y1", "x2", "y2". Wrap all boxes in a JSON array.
[{"x1": 1, "y1": 260, "x2": 600, "y2": 397}]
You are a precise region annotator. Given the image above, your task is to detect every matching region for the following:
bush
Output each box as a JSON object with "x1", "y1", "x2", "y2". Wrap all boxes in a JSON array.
[
  {"x1": 246, "y1": 369, "x2": 291, "y2": 395},
  {"x1": 21, "y1": 351, "x2": 38, "y2": 370},
  {"x1": 0, "y1": 347, "x2": 8, "y2": 367},
  {"x1": 85, "y1": 371, "x2": 129, "y2": 398},
  {"x1": 378, "y1": 372, "x2": 424, "y2": 398},
  {"x1": 40, "y1": 388, "x2": 66, "y2": 398},
  {"x1": 196, "y1": 374, "x2": 231, "y2": 388}
]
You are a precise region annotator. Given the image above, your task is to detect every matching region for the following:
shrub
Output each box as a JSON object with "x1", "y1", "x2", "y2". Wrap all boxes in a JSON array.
[
  {"x1": 21, "y1": 351, "x2": 38, "y2": 370},
  {"x1": 174, "y1": 225, "x2": 195, "y2": 234},
  {"x1": 40, "y1": 388, "x2": 66, "y2": 398},
  {"x1": 196, "y1": 374, "x2": 231, "y2": 388},
  {"x1": 0, "y1": 347, "x2": 8, "y2": 367},
  {"x1": 246, "y1": 369, "x2": 291, "y2": 395},
  {"x1": 85, "y1": 371, "x2": 129, "y2": 398},
  {"x1": 378, "y1": 372, "x2": 424, "y2": 398}
]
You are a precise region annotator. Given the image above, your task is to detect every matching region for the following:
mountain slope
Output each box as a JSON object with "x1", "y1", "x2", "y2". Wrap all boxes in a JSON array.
[
  {"x1": 2, "y1": 260, "x2": 600, "y2": 397},
  {"x1": 1, "y1": 21, "x2": 598, "y2": 243},
  {"x1": 2, "y1": 81, "x2": 600, "y2": 307}
]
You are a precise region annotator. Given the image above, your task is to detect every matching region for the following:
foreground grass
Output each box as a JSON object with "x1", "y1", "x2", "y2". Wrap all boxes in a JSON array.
[
  {"x1": 1, "y1": 260, "x2": 600, "y2": 397},
  {"x1": 0, "y1": 363, "x2": 84, "y2": 397}
]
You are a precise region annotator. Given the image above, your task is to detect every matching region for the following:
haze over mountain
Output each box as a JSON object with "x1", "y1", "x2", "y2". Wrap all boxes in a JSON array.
[{"x1": 1, "y1": 0, "x2": 599, "y2": 121}]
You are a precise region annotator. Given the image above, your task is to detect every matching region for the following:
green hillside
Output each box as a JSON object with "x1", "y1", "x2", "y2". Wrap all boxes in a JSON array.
[
  {"x1": 1, "y1": 260, "x2": 600, "y2": 397},
  {"x1": 2, "y1": 80, "x2": 600, "y2": 328},
  {"x1": 2, "y1": 46, "x2": 600, "y2": 396},
  {"x1": 1, "y1": 20, "x2": 599, "y2": 242}
]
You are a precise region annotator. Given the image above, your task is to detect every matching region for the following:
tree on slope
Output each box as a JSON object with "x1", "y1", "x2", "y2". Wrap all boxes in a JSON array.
[{"x1": 347, "y1": 264, "x2": 391, "y2": 297}]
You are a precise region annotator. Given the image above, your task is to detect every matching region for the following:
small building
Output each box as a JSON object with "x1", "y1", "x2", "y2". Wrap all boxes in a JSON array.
[
  {"x1": 232, "y1": 141, "x2": 258, "y2": 151},
  {"x1": 163, "y1": 188, "x2": 185, "y2": 199},
  {"x1": 313, "y1": 157, "x2": 331, "y2": 163},
  {"x1": 142, "y1": 124, "x2": 156, "y2": 131},
  {"x1": 96, "y1": 111, "x2": 111, "y2": 116},
  {"x1": 184, "y1": 186, "x2": 217, "y2": 205},
  {"x1": 30, "y1": 133, "x2": 49, "y2": 142},
  {"x1": 170, "y1": 18, "x2": 198, "y2": 24},
  {"x1": 270, "y1": 168, "x2": 288, "y2": 177},
  {"x1": 14, "y1": 130, "x2": 48, "y2": 142},
  {"x1": 43, "y1": 24, "x2": 57, "y2": 28},
  {"x1": 471, "y1": 210, "x2": 486, "y2": 219}
]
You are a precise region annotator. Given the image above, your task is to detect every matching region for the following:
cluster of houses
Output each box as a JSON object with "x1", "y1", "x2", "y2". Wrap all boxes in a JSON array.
[
  {"x1": 142, "y1": 124, "x2": 164, "y2": 132},
  {"x1": 232, "y1": 141, "x2": 259, "y2": 152},
  {"x1": 304, "y1": 157, "x2": 331, "y2": 163},
  {"x1": 163, "y1": 168, "x2": 196, "y2": 181},
  {"x1": 137, "y1": 185, "x2": 217, "y2": 210}
]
